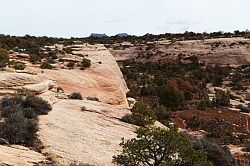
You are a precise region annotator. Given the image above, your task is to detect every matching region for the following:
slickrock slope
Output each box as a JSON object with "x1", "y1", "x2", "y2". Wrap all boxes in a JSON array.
[
  {"x1": 110, "y1": 37, "x2": 250, "y2": 65},
  {"x1": 36, "y1": 44, "x2": 129, "y2": 105},
  {"x1": 0, "y1": 44, "x2": 135, "y2": 166},
  {"x1": 0, "y1": 145, "x2": 47, "y2": 166},
  {"x1": 38, "y1": 98, "x2": 135, "y2": 166},
  {"x1": 37, "y1": 44, "x2": 136, "y2": 165}
]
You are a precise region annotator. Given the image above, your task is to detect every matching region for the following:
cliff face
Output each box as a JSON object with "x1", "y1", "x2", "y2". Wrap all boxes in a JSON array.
[{"x1": 0, "y1": 44, "x2": 135, "y2": 166}]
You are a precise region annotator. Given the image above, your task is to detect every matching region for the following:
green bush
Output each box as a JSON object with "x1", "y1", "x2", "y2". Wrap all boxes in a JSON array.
[
  {"x1": 62, "y1": 47, "x2": 73, "y2": 54},
  {"x1": 67, "y1": 62, "x2": 75, "y2": 69},
  {"x1": 40, "y1": 61, "x2": 53, "y2": 69},
  {"x1": 29, "y1": 54, "x2": 42, "y2": 64},
  {"x1": 80, "y1": 58, "x2": 91, "y2": 70},
  {"x1": 8, "y1": 60, "x2": 26, "y2": 70},
  {"x1": 122, "y1": 102, "x2": 156, "y2": 127},
  {"x1": 198, "y1": 100, "x2": 212, "y2": 110},
  {"x1": 113, "y1": 127, "x2": 212, "y2": 166},
  {"x1": 213, "y1": 89, "x2": 230, "y2": 107},
  {"x1": 158, "y1": 85, "x2": 184, "y2": 111},
  {"x1": 193, "y1": 139, "x2": 234, "y2": 166},
  {"x1": 69, "y1": 92, "x2": 83, "y2": 100}
]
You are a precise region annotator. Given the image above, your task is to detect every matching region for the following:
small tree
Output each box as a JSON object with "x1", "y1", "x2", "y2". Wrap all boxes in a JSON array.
[
  {"x1": 158, "y1": 85, "x2": 184, "y2": 111},
  {"x1": 130, "y1": 102, "x2": 156, "y2": 127},
  {"x1": 113, "y1": 127, "x2": 212, "y2": 166}
]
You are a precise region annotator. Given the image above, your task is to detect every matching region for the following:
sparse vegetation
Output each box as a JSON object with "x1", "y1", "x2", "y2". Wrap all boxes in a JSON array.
[
  {"x1": 40, "y1": 61, "x2": 53, "y2": 69},
  {"x1": 80, "y1": 58, "x2": 91, "y2": 70},
  {"x1": 63, "y1": 47, "x2": 73, "y2": 54},
  {"x1": 0, "y1": 95, "x2": 52, "y2": 147},
  {"x1": 122, "y1": 101, "x2": 156, "y2": 127},
  {"x1": 113, "y1": 127, "x2": 212, "y2": 166},
  {"x1": 69, "y1": 92, "x2": 83, "y2": 100},
  {"x1": 0, "y1": 48, "x2": 9, "y2": 68}
]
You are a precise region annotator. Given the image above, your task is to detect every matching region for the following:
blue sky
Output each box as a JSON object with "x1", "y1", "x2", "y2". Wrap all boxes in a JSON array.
[{"x1": 0, "y1": 0, "x2": 249, "y2": 37}]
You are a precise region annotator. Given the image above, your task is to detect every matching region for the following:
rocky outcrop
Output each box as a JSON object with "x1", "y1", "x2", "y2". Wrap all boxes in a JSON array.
[
  {"x1": 37, "y1": 44, "x2": 129, "y2": 106},
  {"x1": 38, "y1": 98, "x2": 135, "y2": 166},
  {"x1": 0, "y1": 44, "x2": 134, "y2": 166},
  {"x1": 0, "y1": 72, "x2": 54, "y2": 95},
  {"x1": 0, "y1": 145, "x2": 48, "y2": 166},
  {"x1": 37, "y1": 44, "x2": 134, "y2": 165}
]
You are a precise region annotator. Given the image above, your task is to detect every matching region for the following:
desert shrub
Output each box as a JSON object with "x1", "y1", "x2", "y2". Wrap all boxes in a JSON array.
[
  {"x1": 0, "y1": 48, "x2": 9, "y2": 67},
  {"x1": 23, "y1": 95, "x2": 52, "y2": 115},
  {"x1": 69, "y1": 92, "x2": 83, "y2": 100},
  {"x1": 80, "y1": 58, "x2": 91, "y2": 70},
  {"x1": 62, "y1": 47, "x2": 73, "y2": 54},
  {"x1": 198, "y1": 100, "x2": 212, "y2": 110},
  {"x1": 29, "y1": 54, "x2": 42, "y2": 64},
  {"x1": 13, "y1": 63, "x2": 26, "y2": 70},
  {"x1": 213, "y1": 89, "x2": 230, "y2": 107},
  {"x1": 153, "y1": 105, "x2": 171, "y2": 124},
  {"x1": 86, "y1": 97, "x2": 99, "y2": 101},
  {"x1": 123, "y1": 102, "x2": 156, "y2": 127},
  {"x1": 67, "y1": 62, "x2": 75, "y2": 69},
  {"x1": 81, "y1": 106, "x2": 86, "y2": 112},
  {"x1": 40, "y1": 61, "x2": 53, "y2": 69},
  {"x1": 193, "y1": 139, "x2": 234, "y2": 166},
  {"x1": 121, "y1": 113, "x2": 137, "y2": 124},
  {"x1": 158, "y1": 85, "x2": 184, "y2": 111},
  {"x1": 0, "y1": 111, "x2": 38, "y2": 146},
  {"x1": 8, "y1": 60, "x2": 26, "y2": 70},
  {"x1": 203, "y1": 119, "x2": 237, "y2": 144},
  {"x1": 237, "y1": 104, "x2": 250, "y2": 113},
  {"x1": 0, "y1": 95, "x2": 51, "y2": 147},
  {"x1": 1, "y1": 95, "x2": 52, "y2": 118},
  {"x1": 187, "y1": 116, "x2": 203, "y2": 129},
  {"x1": 113, "y1": 127, "x2": 212, "y2": 166}
]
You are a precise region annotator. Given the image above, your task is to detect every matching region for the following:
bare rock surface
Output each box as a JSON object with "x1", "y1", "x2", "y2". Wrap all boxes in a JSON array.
[
  {"x1": 36, "y1": 44, "x2": 129, "y2": 105},
  {"x1": 37, "y1": 45, "x2": 135, "y2": 165},
  {"x1": 0, "y1": 72, "x2": 54, "y2": 95},
  {"x1": 38, "y1": 98, "x2": 136, "y2": 166},
  {"x1": 0, "y1": 44, "x2": 135, "y2": 166},
  {"x1": 0, "y1": 145, "x2": 47, "y2": 166}
]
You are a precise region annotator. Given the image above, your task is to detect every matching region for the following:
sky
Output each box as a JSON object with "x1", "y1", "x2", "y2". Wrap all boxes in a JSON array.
[{"x1": 0, "y1": 0, "x2": 249, "y2": 38}]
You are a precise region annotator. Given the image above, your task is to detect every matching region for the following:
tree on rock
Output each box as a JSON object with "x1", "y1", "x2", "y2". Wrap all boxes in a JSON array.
[{"x1": 113, "y1": 127, "x2": 212, "y2": 166}]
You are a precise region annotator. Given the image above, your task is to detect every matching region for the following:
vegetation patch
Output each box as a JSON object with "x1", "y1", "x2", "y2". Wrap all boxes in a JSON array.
[{"x1": 0, "y1": 95, "x2": 52, "y2": 147}]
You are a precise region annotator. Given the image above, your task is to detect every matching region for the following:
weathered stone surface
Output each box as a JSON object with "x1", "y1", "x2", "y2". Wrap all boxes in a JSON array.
[
  {"x1": 0, "y1": 145, "x2": 47, "y2": 166},
  {"x1": 38, "y1": 98, "x2": 136, "y2": 166},
  {"x1": 0, "y1": 72, "x2": 54, "y2": 95},
  {"x1": 37, "y1": 44, "x2": 129, "y2": 106}
]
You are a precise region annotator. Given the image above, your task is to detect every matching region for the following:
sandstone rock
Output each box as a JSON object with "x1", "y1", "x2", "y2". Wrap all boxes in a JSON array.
[
  {"x1": 0, "y1": 72, "x2": 54, "y2": 95},
  {"x1": 38, "y1": 98, "x2": 136, "y2": 166},
  {"x1": 0, "y1": 145, "x2": 48, "y2": 166},
  {"x1": 37, "y1": 44, "x2": 129, "y2": 106}
]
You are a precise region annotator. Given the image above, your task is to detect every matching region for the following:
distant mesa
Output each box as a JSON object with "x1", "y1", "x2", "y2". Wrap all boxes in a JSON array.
[
  {"x1": 115, "y1": 33, "x2": 129, "y2": 37},
  {"x1": 90, "y1": 33, "x2": 109, "y2": 38}
]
